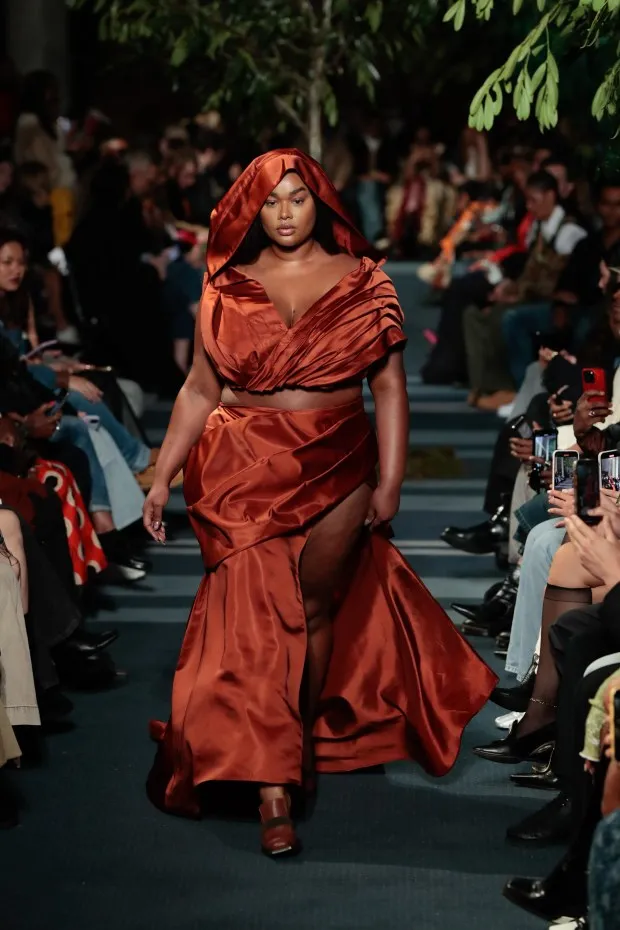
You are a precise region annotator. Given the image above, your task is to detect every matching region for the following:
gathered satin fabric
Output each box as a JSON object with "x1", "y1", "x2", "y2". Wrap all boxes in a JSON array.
[{"x1": 148, "y1": 150, "x2": 497, "y2": 816}]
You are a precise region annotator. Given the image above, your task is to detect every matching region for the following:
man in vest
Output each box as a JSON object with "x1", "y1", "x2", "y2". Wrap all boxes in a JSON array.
[{"x1": 464, "y1": 170, "x2": 587, "y2": 411}]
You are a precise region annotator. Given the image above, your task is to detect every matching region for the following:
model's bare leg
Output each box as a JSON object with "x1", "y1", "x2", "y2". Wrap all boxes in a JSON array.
[{"x1": 259, "y1": 483, "x2": 371, "y2": 816}]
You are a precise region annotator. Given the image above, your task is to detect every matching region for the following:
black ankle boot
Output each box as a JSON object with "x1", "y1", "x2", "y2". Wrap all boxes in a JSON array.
[
  {"x1": 453, "y1": 567, "x2": 519, "y2": 636},
  {"x1": 440, "y1": 500, "x2": 509, "y2": 555},
  {"x1": 491, "y1": 655, "x2": 537, "y2": 712},
  {"x1": 473, "y1": 720, "x2": 555, "y2": 764}
]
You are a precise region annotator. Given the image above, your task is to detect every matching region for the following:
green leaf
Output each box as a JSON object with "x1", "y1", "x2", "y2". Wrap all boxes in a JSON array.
[
  {"x1": 512, "y1": 0, "x2": 524, "y2": 12},
  {"x1": 366, "y1": 1, "x2": 383, "y2": 33},
  {"x1": 455, "y1": 0, "x2": 466, "y2": 30},
  {"x1": 531, "y1": 62, "x2": 546, "y2": 92}
]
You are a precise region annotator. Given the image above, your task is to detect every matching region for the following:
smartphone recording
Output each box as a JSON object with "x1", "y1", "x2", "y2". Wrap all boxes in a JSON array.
[
  {"x1": 575, "y1": 458, "x2": 601, "y2": 526},
  {"x1": 552, "y1": 450, "x2": 579, "y2": 493}
]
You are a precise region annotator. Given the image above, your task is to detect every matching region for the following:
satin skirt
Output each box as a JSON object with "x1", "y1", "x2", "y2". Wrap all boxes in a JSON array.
[{"x1": 148, "y1": 399, "x2": 497, "y2": 816}]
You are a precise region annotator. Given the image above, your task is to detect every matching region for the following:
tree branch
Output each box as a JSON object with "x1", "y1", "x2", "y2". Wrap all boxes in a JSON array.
[{"x1": 274, "y1": 95, "x2": 308, "y2": 135}]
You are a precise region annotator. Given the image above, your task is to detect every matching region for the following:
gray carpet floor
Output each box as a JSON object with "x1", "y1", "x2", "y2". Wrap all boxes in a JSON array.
[{"x1": 1, "y1": 266, "x2": 558, "y2": 930}]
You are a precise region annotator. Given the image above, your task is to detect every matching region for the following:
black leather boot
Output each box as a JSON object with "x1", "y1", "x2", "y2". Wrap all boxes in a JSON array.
[
  {"x1": 440, "y1": 499, "x2": 509, "y2": 555},
  {"x1": 453, "y1": 567, "x2": 519, "y2": 637}
]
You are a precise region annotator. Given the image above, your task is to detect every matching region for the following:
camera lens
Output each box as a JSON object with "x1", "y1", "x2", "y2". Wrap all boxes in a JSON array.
[{"x1": 584, "y1": 370, "x2": 594, "y2": 384}]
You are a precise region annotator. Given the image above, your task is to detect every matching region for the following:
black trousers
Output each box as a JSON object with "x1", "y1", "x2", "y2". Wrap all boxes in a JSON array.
[
  {"x1": 420, "y1": 270, "x2": 492, "y2": 386},
  {"x1": 551, "y1": 605, "x2": 620, "y2": 802},
  {"x1": 483, "y1": 392, "x2": 554, "y2": 514}
]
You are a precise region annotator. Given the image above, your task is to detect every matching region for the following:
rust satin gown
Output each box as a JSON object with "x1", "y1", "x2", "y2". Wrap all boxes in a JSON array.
[{"x1": 148, "y1": 150, "x2": 497, "y2": 816}]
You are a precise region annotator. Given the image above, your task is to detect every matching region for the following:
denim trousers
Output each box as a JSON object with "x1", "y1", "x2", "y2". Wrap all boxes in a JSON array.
[
  {"x1": 505, "y1": 517, "x2": 566, "y2": 679},
  {"x1": 500, "y1": 301, "x2": 552, "y2": 388},
  {"x1": 66, "y1": 391, "x2": 150, "y2": 472},
  {"x1": 51, "y1": 416, "x2": 112, "y2": 511}
]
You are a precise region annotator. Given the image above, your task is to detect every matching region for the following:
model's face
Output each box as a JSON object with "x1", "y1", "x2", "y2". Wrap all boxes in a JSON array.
[
  {"x1": 260, "y1": 172, "x2": 316, "y2": 248},
  {"x1": 0, "y1": 242, "x2": 26, "y2": 292}
]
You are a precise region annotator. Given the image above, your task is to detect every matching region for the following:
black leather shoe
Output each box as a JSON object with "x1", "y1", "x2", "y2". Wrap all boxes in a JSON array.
[
  {"x1": 495, "y1": 631, "x2": 510, "y2": 657},
  {"x1": 454, "y1": 567, "x2": 518, "y2": 637},
  {"x1": 473, "y1": 721, "x2": 555, "y2": 764},
  {"x1": 103, "y1": 557, "x2": 148, "y2": 584},
  {"x1": 503, "y1": 853, "x2": 587, "y2": 921},
  {"x1": 491, "y1": 657, "x2": 537, "y2": 712},
  {"x1": 510, "y1": 760, "x2": 560, "y2": 792},
  {"x1": 441, "y1": 502, "x2": 509, "y2": 554},
  {"x1": 65, "y1": 628, "x2": 119, "y2": 653},
  {"x1": 450, "y1": 602, "x2": 478, "y2": 622},
  {"x1": 506, "y1": 792, "x2": 572, "y2": 844}
]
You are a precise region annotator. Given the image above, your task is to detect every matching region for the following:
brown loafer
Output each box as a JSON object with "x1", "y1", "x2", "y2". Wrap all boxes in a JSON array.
[{"x1": 259, "y1": 794, "x2": 300, "y2": 858}]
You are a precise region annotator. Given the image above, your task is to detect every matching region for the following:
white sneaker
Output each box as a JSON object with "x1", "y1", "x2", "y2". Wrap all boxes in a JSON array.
[
  {"x1": 495, "y1": 710, "x2": 524, "y2": 730},
  {"x1": 497, "y1": 402, "x2": 515, "y2": 419},
  {"x1": 548, "y1": 919, "x2": 587, "y2": 929}
]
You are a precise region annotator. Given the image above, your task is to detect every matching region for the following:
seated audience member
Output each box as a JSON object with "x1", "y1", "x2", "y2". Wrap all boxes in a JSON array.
[
  {"x1": 13, "y1": 161, "x2": 79, "y2": 344},
  {"x1": 67, "y1": 158, "x2": 182, "y2": 392},
  {"x1": 464, "y1": 170, "x2": 587, "y2": 411},
  {"x1": 164, "y1": 147, "x2": 200, "y2": 225},
  {"x1": 500, "y1": 516, "x2": 620, "y2": 924},
  {"x1": 389, "y1": 133, "x2": 456, "y2": 260},
  {"x1": 0, "y1": 224, "x2": 165, "y2": 487},
  {"x1": 13, "y1": 70, "x2": 77, "y2": 247},
  {"x1": 0, "y1": 510, "x2": 40, "y2": 731},
  {"x1": 416, "y1": 180, "x2": 502, "y2": 289},
  {"x1": 501, "y1": 180, "x2": 620, "y2": 388},
  {"x1": 420, "y1": 152, "x2": 536, "y2": 384},
  {"x1": 0, "y1": 142, "x2": 17, "y2": 216}
]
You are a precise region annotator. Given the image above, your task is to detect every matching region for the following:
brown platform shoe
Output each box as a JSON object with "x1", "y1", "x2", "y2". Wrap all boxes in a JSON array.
[{"x1": 259, "y1": 793, "x2": 300, "y2": 858}]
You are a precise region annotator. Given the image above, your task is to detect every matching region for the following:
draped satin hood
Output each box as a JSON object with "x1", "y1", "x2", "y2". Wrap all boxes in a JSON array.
[{"x1": 206, "y1": 148, "x2": 373, "y2": 279}]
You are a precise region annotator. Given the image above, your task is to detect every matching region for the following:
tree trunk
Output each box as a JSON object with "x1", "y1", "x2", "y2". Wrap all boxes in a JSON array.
[{"x1": 308, "y1": 77, "x2": 322, "y2": 162}]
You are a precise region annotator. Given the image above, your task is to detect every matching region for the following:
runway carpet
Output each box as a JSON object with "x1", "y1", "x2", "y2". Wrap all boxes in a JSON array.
[{"x1": 2, "y1": 265, "x2": 558, "y2": 930}]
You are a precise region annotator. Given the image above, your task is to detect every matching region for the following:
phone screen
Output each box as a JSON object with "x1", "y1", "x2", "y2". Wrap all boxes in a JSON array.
[
  {"x1": 552, "y1": 452, "x2": 578, "y2": 492},
  {"x1": 600, "y1": 451, "x2": 620, "y2": 492},
  {"x1": 533, "y1": 430, "x2": 558, "y2": 465},
  {"x1": 511, "y1": 416, "x2": 533, "y2": 440},
  {"x1": 575, "y1": 459, "x2": 601, "y2": 525}
]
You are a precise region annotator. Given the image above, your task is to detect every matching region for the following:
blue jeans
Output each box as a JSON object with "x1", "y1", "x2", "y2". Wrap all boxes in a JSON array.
[
  {"x1": 51, "y1": 416, "x2": 111, "y2": 511},
  {"x1": 66, "y1": 392, "x2": 150, "y2": 472},
  {"x1": 505, "y1": 518, "x2": 566, "y2": 679},
  {"x1": 501, "y1": 302, "x2": 552, "y2": 388}
]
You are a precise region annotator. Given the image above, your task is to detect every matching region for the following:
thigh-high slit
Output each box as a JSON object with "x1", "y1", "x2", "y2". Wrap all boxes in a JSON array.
[{"x1": 147, "y1": 400, "x2": 497, "y2": 818}]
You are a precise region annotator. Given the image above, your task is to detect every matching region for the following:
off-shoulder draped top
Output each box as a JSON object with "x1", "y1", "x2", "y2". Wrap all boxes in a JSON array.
[{"x1": 200, "y1": 256, "x2": 407, "y2": 392}]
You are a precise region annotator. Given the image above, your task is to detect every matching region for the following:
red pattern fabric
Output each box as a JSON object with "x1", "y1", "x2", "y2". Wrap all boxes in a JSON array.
[{"x1": 33, "y1": 459, "x2": 107, "y2": 584}]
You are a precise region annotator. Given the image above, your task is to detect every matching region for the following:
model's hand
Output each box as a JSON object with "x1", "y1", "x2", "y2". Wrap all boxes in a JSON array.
[
  {"x1": 68, "y1": 375, "x2": 103, "y2": 404},
  {"x1": 573, "y1": 391, "x2": 613, "y2": 438},
  {"x1": 365, "y1": 484, "x2": 400, "y2": 530},
  {"x1": 143, "y1": 482, "x2": 170, "y2": 543}
]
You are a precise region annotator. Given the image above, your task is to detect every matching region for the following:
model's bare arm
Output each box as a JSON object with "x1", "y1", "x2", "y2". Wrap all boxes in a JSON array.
[{"x1": 143, "y1": 314, "x2": 222, "y2": 540}]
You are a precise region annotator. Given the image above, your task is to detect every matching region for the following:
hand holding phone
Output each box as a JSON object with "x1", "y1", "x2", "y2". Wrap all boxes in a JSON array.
[
  {"x1": 552, "y1": 450, "x2": 579, "y2": 492},
  {"x1": 582, "y1": 368, "x2": 608, "y2": 404}
]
